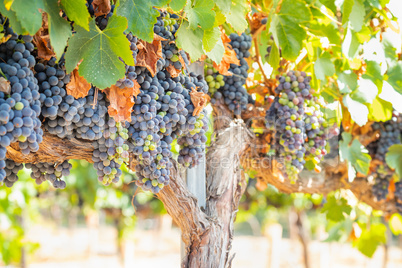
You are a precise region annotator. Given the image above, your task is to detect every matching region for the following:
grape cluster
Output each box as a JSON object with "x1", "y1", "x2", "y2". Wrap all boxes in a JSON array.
[
  {"x1": 209, "y1": 33, "x2": 251, "y2": 115},
  {"x1": 26, "y1": 160, "x2": 72, "y2": 189},
  {"x1": 204, "y1": 58, "x2": 225, "y2": 96},
  {"x1": 369, "y1": 111, "x2": 401, "y2": 202},
  {"x1": 0, "y1": 10, "x2": 209, "y2": 193},
  {"x1": 266, "y1": 71, "x2": 338, "y2": 181},
  {"x1": 2, "y1": 159, "x2": 23, "y2": 187}
]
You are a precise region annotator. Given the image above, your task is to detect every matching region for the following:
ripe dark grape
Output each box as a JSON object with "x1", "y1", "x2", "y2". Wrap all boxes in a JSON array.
[
  {"x1": 26, "y1": 160, "x2": 71, "y2": 188},
  {"x1": 266, "y1": 71, "x2": 338, "y2": 181},
  {"x1": 208, "y1": 33, "x2": 252, "y2": 115}
]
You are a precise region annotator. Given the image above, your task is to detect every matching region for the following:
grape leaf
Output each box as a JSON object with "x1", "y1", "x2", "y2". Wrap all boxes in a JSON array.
[
  {"x1": 65, "y1": 16, "x2": 135, "y2": 89},
  {"x1": 215, "y1": 0, "x2": 231, "y2": 15},
  {"x1": 205, "y1": 37, "x2": 224, "y2": 64},
  {"x1": 353, "y1": 223, "x2": 386, "y2": 258},
  {"x1": 314, "y1": 51, "x2": 335, "y2": 81},
  {"x1": 385, "y1": 144, "x2": 402, "y2": 180},
  {"x1": 92, "y1": 0, "x2": 111, "y2": 16},
  {"x1": 337, "y1": 71, "x2": 357, "y2": 94},
  {"x1": 33, "y1": 31, "x2": 55, "y2": 61},
  {"x1": 270, "y1": 16, "x2": 306, "y2": 60},
  {"x1": 321, "y1": 195, "x2": 352, "y2": 222},
  {"x1": 226, "y1": 0, "x2": 248, "y2": 32},
  {"x1": 368, "y1": 97, "x2": 393, "y2": 122},
  {"x1": 342, "y1": 0, "x2": 355, "y2": 25},
  {"x1": 270, "y1": 0, "x2": 311, "y2": 60},
  {"x1": 105, "y1": 83, "x2": 141, "y2": 122},
  {"x1": 203, "y1": 27, "x2": 220, "y2": 53},
  {"x1": 387, "y1": 61, "x2": 402, "y2": 94},
  {"x1": 115, "y1": 0, "x2": 170, "y2": 43},
  {"x1": 342, "y1": 28, "x2": 360, "y2": 59},
  {"x1": 43, "y1": 0, "x2": 72, "y2": 60},
  {"x1": 350, "y1": 78, "x2": 378, "y2": 104},
  {"x1": 185, "y1": 0, "x2": 215, "y2": 30},
  {"x1": 136, "y1": 35, "x2": 165, "y2": 77},
  {"x1": 320, "y1": 0, "x2": 337, "y2": 14},
  {"x1": 379, "y1": 81, "x2": 402, "y2": 113},
  {"x1": 169, "y1": 0, "x2": 186, "y2": 11},
  {"x1": 349, "y1": 0, "x2": 365, "y2": 32},
  {"x1": 7, "y1": 0, "x2": 44, "y2": 35},
  {"x1": 389, "y1": 214, "x2": 402, "y2": 236},
  {"x1": 212, "y1": 33, "x2": 240, "y2": 75},
  {"x1": 279, "y1": 0, "x2": 312, "y2": 23},
  {"x1": 0, "y1": 4, "x2": 26, "y2": 34},
  {"x1": 60, "y1": 0, "x2": 91, "y2": 31},
  {"x1": 362, "y1": 61, "x2": 382, "y2": 89},
  {"x1": 339, "y1": 132, "x2": 371, "y2": 181},
  {"x1": 190, "y1": 88, "x2": 209, "y2": 116},
  {"x1": 343, "y1": 94, "x2": 369, "y2": 126},
  {"x1": 66, "y1": 68, "x2": 91, "y2": 99},
  {"x1": 176, "y1": 21, "x2": 204, "y2": 60},
  {"x1": 268, "y1": 41, "x2": 280, "y2": 71}
]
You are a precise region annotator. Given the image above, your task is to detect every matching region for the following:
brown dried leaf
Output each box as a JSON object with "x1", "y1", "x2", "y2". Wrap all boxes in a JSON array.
[
  {"x1": 0, "y1": 77, "x2": 11, "y2": 94},
  {"x1": 136, "y1": 34, "x2": 166, "y2": 77},
  {"x1": 66, "y1": 68, "x2": 92, "y2": 99},
  {"x1": 92, "y1": 0, "x2": 111, "y2": 16},
  {"x1": 190, "y1": 88, "x2": 209, "y2": 116},
  {"x1": 33, "y1": 13, "x2": 55, "y2": 60},
  {"x1": 212, "y1": 32, "x2": 240, "y2": 76},
  {"x1": 105, "y1": 82, "x2": 141, "y2": 122}
]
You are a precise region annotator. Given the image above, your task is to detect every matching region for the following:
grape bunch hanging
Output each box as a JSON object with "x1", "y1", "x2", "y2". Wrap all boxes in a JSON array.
[
  {"x1": 266, "y1": 71, "x2": 338, "y2": 182},
  {"x1": 206, "y1": 33, "x2": 252, "y2": 115},
  {"x1": 0, "y1": 6, "x2": 209, "y2": 194}
]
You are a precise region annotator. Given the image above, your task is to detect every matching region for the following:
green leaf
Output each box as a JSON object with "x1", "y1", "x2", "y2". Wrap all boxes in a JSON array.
[
  {"x1": 214, "y1": 0, "x2": 231, "y2": 15},
  {"x1": 270, "y1": 15, "x2": 306, "y2": 60},
  {"x1": 169, "y1": 0, "x2": 186, "y2": 11},
  {"x1": 342, "y1": 28, "x2": 360, "y2": 59},
  {"x1": 115, "y1": 0, "x2": 170, "y2": 42},
  {"x1": 43, "y1": 0, "x2": 72, "y2": 60},
  {"x1": 385, "y1": 144, "x2": 402, "y2": 180},
  {"x1": 0, "y1": 4, "x2": 26, "y2": 34},
  {"x1": 270, "y1": 0, "x2": 311, "y2": 60},
  {"x1": 368, "y1": 97, "x2": 393, "y2": 122},
  {"x1": 349, "y1": 0, "x2": 365, "y2": 32},
  {"x1": 314, "y1": 51, "x2": 335, "y2": 81},
  {"x1": 379, "y1": 81, "x2": 402, "y2": 113},
  {"x1": 185, "y1": 0, "x2": 215, "y2": 30},
  {"x1": 387, "y1": 61, "x2": 402, "y2": 94},
  {"x1": 337, "y1": 71, "x2": 357, "y2": 94},
  {"x1": 60, "y1": 0, "x2": 91, "y2": 31},
  {"x1": 176, "y1": 21, "x2": 204, "y2": 60},
  {"x1": 320, "y1": 0, "x2": 337, "y2": 14},
  {"x1": 205, "y1": 37, "x2": 224, "y2": 64},
  {"x1": 353, "y1": 223, "x2": 386, "y2": 258},
  {"x1": 268, "y1": 41, "x2": 280, "y2": 71},
  {"x1": 279, "y1": 0, "x2": 312, "y2": 23},
  {"x1": 362, "y1": 61, "x2": 383, "y2": 90},
  {"x1": 350, "y1": 78, "x2": 378, "y2": 104},
  {"x1": 339, "y1": 132, "x2": 371, "y2": 181},
  {"x1": 389, "y1": 214, "x2": 402, "y2": 236},
  {"x1": 226, "y1": 0, "x2": 248, "y2": 32},
  {"x1": 202, "y1": 27, "x2": 220, "y2": 52},
  {"x1": 65, "y1": 16, "x2": 135, "y2": 89},
  {"x1": 8, "y1": 0, "x2": 43, "y2": 34},
  {"x1": 343, "y1": 94, "x2": 369, "y2": 126},
  {"x1": 321, "y1": 195, "x2": 352, "y2": 222},
  {"x1": 342, "y1": 0, "x2": 354, "y2": 25}
]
